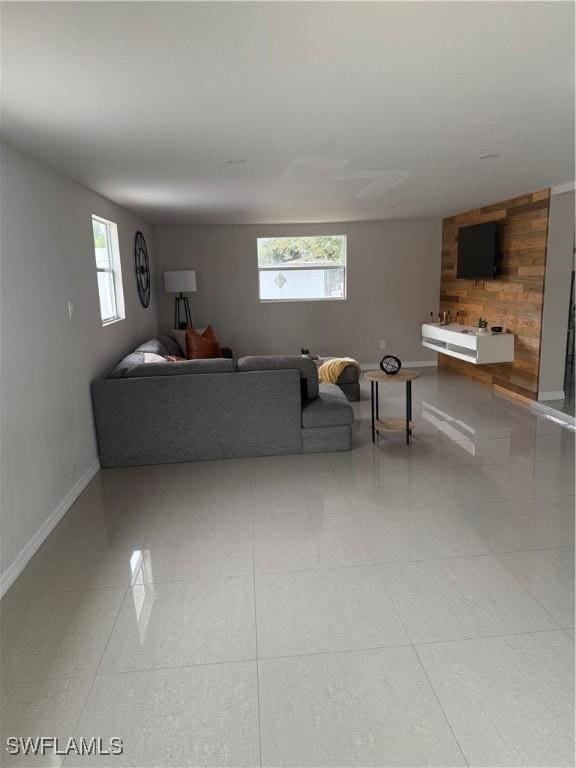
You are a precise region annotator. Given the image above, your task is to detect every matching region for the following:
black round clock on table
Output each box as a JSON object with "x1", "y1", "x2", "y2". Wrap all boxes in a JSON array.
[{"x1": 379, "y1": 355, "x2": 402, "y2": 375}]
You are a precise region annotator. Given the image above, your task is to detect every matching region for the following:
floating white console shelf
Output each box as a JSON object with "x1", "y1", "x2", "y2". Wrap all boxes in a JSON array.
[{"x1": 422, "y1": 323, "x2": 514, "y2": 365}]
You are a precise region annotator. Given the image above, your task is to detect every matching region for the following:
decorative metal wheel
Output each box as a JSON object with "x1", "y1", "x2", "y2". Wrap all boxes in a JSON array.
[
  {"x1": 134, "y1": 231, "x2": 150, "y2": 308},
  {"x1": 379, "y1": 355, "x2": 402, "y2": 375}
]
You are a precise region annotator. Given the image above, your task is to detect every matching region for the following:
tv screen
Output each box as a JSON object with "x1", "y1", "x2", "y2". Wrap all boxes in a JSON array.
[{"x1": 457, "y1": 222, "x2": 497, "y2": 279}]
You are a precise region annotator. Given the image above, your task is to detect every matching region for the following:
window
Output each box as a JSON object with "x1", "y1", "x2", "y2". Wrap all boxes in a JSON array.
[
  {"x1": 92, "y1": 215, "x2": 125, "y2": 325},
  {"x1": 257, "y1": 235, "x2": 347, "y2": 302}
]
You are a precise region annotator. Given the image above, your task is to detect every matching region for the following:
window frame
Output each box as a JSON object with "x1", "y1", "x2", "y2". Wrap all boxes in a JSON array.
[
  {"x1": 257, "y1": 235, "x2": 347, "y2": 303},
  {"x1": 91, "y1": 214, "x2": 125, "y2": 326}
]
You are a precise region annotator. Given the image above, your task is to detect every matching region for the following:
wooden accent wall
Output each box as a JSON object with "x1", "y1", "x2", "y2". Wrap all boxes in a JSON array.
[{"x1": 439, "y1": 188, "x2": 550, "y2": 400}]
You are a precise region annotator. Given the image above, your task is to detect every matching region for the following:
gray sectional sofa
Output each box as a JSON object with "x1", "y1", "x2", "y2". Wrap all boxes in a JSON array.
[{"x1": 91, "y1": 335, "x2": 354, "y2": 467}]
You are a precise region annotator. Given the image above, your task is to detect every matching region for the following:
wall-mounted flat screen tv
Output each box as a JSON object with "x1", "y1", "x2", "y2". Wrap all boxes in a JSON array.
[{"x1": 457, "y1": 221, "x2": 497, "y2": 279}]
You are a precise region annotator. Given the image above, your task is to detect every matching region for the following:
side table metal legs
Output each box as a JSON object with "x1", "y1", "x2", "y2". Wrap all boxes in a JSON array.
[
  {"x1": 370, "y1": 381, "x2": 375, "y2": 443},
  {"x1": 406, "y1": 380, "x2": 412, "y2": 445},
  {"x1": 370, "y1": 378, "x2": 413, "y2": 445},
  {"x1": 370, "y1": 380, "x2": 381, "y2": 443}
]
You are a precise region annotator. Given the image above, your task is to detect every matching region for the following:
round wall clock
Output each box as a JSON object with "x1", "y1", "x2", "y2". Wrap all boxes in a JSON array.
[
  {"x1": 379, "y1": 355, "x2": 402, "y2": 375},
  {"x1": 134, "y1": 231, "x2": 151, "y2": 307}
]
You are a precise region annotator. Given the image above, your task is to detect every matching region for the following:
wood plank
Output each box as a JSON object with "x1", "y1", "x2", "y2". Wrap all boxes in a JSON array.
[
  {"x1": 517, "y1": 265, "x2": 545, "y2": 277},
  {"x1": 439, "y1": 187, "x2": 550, "y2": 401},
  {"x1": 375, "y1": 418, "x2": 415, "y2": 433}
]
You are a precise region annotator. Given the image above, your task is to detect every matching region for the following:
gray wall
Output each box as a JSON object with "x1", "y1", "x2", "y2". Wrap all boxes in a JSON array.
[
  {"x1": 154, "y1": 220, "x2": 442, "y2": 363},
  {"x1": 539, "y1": 190, "x2": 575, "y2": 397},
  {"x1": 1, "y1": 142, "x2": 160, "y2": 587}
]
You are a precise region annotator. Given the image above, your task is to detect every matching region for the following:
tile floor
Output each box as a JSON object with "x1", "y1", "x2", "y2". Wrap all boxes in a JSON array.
[{"x1": 1, "y1": 368, "x2": 574, "y2": 767}]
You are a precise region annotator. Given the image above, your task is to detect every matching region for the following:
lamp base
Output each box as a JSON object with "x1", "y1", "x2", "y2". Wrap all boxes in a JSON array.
[{"x1": 174, "y1": 294, "x2": 192, "y2": 329}]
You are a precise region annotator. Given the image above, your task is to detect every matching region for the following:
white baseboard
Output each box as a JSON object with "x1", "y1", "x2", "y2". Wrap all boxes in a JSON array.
[
  {"x1": 538, "y1": 390, "x2": 566, "y2": 401},
  {"x1": 362, "y1": 360, "x2": 438, "y2": 371},
  {"x1": 0, "y1": 459, "x2": 100, "y2": 597},
  {"x1": 551, "y1": 181, "x2": 575, "y2": 195},
  {"x1": 532, "y1": 401, "x2": 576, "y2": 430}
]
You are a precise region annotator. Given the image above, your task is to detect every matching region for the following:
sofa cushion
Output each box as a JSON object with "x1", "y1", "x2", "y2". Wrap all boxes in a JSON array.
[
  {"x1": 237, "y1": 356, "x2": 319, "y2": 399},
  {"x1": 186, "y1": 325, "x2": 222, "y2": 359},
  {"x1": 172, "y1": 328, "x2": 211, "y2": 356},
  {"x1": 171, "y1": 329, "x2": 187, "y2": 356},
  {"x1": 336, "y1": 381, "x2": 361, "y2": 403},
  {"x1": 171, "y1": 330, "x2": 234, "y2": 359},
  {"x1": 302, "y1": 425, "x2": 352, "y2": 453},
  {"x1": 123, "y1": 358, "x2": 236, "y2": 378},
  {"x1": 301, "y1": 383, "x2": 354, "y2": 428},
  {"x1": 337, "y1": 367, "x2": 360, "y2": 384},
  {"x1": 109, "y1": 352, "x2": 146, "y2": 378},
  {"x1": 158, "y1": 334, "x2": 182, "y2": 357},
  {"x1": 135, "y1": 338, "x2": 169, "y2": 356}
]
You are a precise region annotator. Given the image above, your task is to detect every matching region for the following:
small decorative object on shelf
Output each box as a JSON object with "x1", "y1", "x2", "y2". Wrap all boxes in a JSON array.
[
  {"x1": 477, "y1": 317, "x2": 488, "y2": 332},
  {"x1": 379, "y1": 355, "x2": 402, "y2": 375},
  {"x1": 436, "y1": 311, "x2": 450, "y2": 326},
  {"x1": 491, "y1": 326, "x2": 503, "y2": 333}
]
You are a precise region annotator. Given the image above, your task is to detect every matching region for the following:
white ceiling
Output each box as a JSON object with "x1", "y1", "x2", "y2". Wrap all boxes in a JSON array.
[{"x1": 2, "y1": 1, "x2": 574, "y2": 224}]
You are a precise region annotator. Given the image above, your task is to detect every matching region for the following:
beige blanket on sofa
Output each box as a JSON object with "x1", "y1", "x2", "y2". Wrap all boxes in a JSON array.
[{"x1": 317, "y1": 357, "x2": 360, "y2": 384}]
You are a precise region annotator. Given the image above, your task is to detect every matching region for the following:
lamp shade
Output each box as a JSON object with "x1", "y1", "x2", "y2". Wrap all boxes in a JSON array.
[{"x1": 163, "y1": 270, "x2": 197, "y2": 294}]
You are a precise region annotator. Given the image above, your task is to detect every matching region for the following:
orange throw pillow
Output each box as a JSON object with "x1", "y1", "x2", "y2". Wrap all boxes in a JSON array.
[{"x1": 185, "y1": 325, "x2": 221, "y2": 359}]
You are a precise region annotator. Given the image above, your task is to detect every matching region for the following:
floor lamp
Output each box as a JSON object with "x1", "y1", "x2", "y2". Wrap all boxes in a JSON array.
[{"x1": 164, "y1": 270, "x2": 197, "y2": 329}]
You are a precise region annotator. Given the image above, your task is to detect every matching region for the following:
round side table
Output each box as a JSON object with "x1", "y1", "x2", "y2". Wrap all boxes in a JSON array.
[{"x1": 364, "y1": 369, "x2": 420, "y2": 445}]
